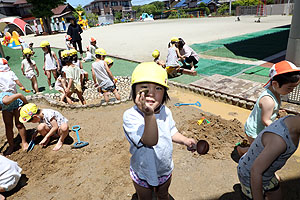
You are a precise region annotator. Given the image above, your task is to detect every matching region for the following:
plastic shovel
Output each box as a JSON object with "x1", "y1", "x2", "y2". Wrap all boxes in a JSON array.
[
  {"x1": 72, "y1": 125, "x2": 89, "y2": 149},
  {"x1": 27, "y1": 129, "x2": 37, "y2": 152},
  {"x1": 174, "y1": 101, "x2": 201, "y2": 107}
]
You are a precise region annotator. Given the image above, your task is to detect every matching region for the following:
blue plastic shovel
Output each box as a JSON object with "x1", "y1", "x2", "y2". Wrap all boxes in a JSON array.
[
  {"x1": 174, "y1": 101, "x2": 202, "y2": 107},
  {"x1": 27, "y1": 129, "x2": 37, "y2": 152},
  {"x1": 72, "y1": 125, "x2": 89, "y2": 149}
]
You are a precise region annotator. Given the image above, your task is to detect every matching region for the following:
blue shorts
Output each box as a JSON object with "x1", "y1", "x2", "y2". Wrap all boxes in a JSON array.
[
  {"x1": 100, "y1": 85, "x2": 116, "y2": 93},
  {"x1": 0, "y1": 92, "x2": 23, "y2": 112}
]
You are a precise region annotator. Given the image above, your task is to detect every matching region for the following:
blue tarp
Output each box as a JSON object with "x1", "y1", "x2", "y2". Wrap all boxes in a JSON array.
[
  {"x1": 174, "y1": 0, "x2": 188, "y2": 8},
  {"x1": 197, "y1": 0, "x2": 213, "y2": 5}
]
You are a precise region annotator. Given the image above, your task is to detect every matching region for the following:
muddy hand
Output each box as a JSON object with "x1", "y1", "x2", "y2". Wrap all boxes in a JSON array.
[{"x1": 135, "y1": 89, "x2": 153, "y2": 115}]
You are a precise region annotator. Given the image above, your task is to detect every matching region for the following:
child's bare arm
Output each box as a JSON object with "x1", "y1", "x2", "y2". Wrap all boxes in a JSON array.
[
  {"x1": 134, "y1": 91, "x2": 158, "y2": 146},
  {"x1": 34, "y1": 64, "x2": 39, "y2": 76},
  {"x1": 91, "y1": 67, "x2": 97, "y2": 86},
  {"x1": 259, "y1": 96, "x2": 275, "y2": 126},
  {"x1": 79, "y1": 61, "x2": 83, "y2": 69},
  {"x1": 176, "y1": 48, "x2": 184, "y2": 60},
  {"x1": 39, "y1": 118, "x2": 59, "y2": 146},
  {"x1": 104, "y1": 62, "x2": 115, "y2": 82},
  {"x1": 2, "y1": 93, "x2": 27, "y2": 105},
  {"x1": 21, "y1": 63, "x2": 25, "y2": 75},
  {"x1": 14, "y1": 80, "x2": 25, "y2": 89},
  {"x1": 172, "y1": 132, "x2": 196, "y2": 148},
  {"x1": 52, "y1": 52, "x2": 60, "y2": 70},
  {"x1": 250, "y1": 132, "x2": 286, "y2": 200}
]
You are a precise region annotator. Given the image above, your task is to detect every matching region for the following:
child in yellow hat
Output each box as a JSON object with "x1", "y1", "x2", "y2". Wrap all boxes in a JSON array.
[
  {"x1": 92, "y1": 48, "x2": 120, "y2": 104},
  {"x1": 166, "y1": 37, "x2": 184, "y2": 78},
  {"x1": 21, "y1": 48, "x2": 40, "y2": 94},
  {"x1": 123, "y1": 62, "x2": 196, "y2": 199},
  {"x1": 19, "y1": 103, "x2": 69, "y2": 151},
  {"x1": 0, "y1": 92, "x2": 28, "y2": 155},
  {"x1": 40, "y1": 41, "x2": 60, "y2": 90},
  {"x1": 152, "y1": 50, "x2": 165, "y2": 68}
]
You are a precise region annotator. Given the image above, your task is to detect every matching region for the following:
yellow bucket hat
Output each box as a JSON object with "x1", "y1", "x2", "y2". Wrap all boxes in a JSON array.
[
  {"x1": 19, "y1": 103, "x2": 38, "y2": 123},
  {"x1": 131, "y1": 62, "x2": 168, "y2": 88}
]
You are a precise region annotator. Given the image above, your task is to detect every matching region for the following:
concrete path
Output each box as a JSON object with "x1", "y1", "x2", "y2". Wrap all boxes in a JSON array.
[{"x1": 23, "y1": 15, "x2": 292, "y2": 62}]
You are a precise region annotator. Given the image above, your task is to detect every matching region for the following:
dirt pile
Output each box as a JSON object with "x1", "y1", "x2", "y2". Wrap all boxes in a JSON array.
[{"x1": 179, "y1": 114, "x2": 245, "y2": 159}]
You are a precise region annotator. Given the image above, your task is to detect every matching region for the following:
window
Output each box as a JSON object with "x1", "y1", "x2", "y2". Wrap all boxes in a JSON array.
[
  {"x1": 111, "y1": 1, "x2": 118, "y2": 6},
  {"x1": 121, "y1": 1, "x2": 129, "y2": 7},
  {"x1": 104, "y1": 1, "x2": 109, "y2": 6}
]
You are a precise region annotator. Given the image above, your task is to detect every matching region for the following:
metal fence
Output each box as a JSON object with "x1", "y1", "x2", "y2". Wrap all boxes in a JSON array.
[{"x1": 236, "y1": 3, "x2": 294, "y2": 16}]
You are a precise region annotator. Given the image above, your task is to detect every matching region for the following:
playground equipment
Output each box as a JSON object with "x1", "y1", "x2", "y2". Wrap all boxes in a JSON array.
[
  {"x1": 77, "y1": 11, "x2": 89, "y2": 30},
  {"x1": 61, "y1": 17, "x2": 66, "y2": 31},
  {"x1": 2, "y1": 31, "x2": 22, "y2": 48},
  {"x1": 0, "y1": 17, "x2": 33, "y2": 36},
  {"x1": 141, "y1": 13, "x2": 154, "y2": 21},
  {"x1": 256, "y1": 0, "x2": 267, "y2": 16}
]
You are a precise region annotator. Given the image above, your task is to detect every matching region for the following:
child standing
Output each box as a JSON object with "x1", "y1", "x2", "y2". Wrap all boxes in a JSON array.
[
  {"x1": 63, "y1": 50, "x2": 86, "y2": 105},
  {"x1": 65, "y1": 35, "x2": 73, "y2": 50},
  {"x1": 19, "y1": 103, "x2": 69, "y2": 151},
  {"x1": 83, "y1": 37, "x2": 98, "y2": 62},
  {"x1": 166, "y1": 37, "x2": 184, "y2": 78},
  {"x1": 0, "y1": 92, "x2": 28, "y2": 155},
  {"x1": 152, "y1": 50, "x2": 165, "y2": 68},
  {"x1": 92, "y1": 48, "x2": 120, "y2": 104},
  {"x1": 70, "y1": 49, "x2": 88, "y2": 85},
  {"x1": 237, "y1": 115, "x2": 300, "y2": 200},
  {"x1": 40, "y1": 41, "x2": 60, "y2": 90},
  {"x1": 123, "y1": 62, "x2": 196, "y2": 199},
  {"x1": 237, "y1": 61, "x2": 300, "y2": 156},
  {"x1": 0, "y1": 155, "x2": 22, "y2": 199},
  {"x1": 21, "y1": 48, "x2": 39, "y2": 94}
]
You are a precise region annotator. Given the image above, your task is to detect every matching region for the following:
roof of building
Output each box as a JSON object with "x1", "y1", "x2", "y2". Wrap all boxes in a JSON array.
[
  {"x1": 14, "y1": 0, "x2": 28, "y2": 5},
  {"x1": 174, "y1": 0, "x2": 187, "y2": 8},
  {"x1": 51, "y1": 3, "x2": 75, "y2": 15}
]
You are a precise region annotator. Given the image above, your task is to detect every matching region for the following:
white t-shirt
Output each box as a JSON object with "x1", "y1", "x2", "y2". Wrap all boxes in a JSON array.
[
  {"x1": 22, "y1": 59, "x2": 36, "y2": 74},
  {"x1": 0, "y1": 71, "x2": 18, "y2": 93},
  {"x1": 123, "y1": 105, "x2": 178, "y2": 186},
  {"x1": 41, "y1": 109, "x2": 68, "y2": 128},
  {"x1": 65, "y1": 65, "x2": 81, "y2": 86},
  {"x1": 0, "y1": 155, "x2": 22, "y2": 191},
  {"x1": 92, "y1": 60, "x2": 114, "y2": 88},
  {"x1": 44, "y1": 52, "x2": 57, "y2": 71}
]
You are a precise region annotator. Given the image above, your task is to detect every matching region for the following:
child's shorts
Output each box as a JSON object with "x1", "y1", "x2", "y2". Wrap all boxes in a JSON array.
[
  {"x1": 25, "y1": 71, "x2": 36, "y2": 80},
  {"x1": 240, "y1": 176, "x2": 279, "y2": 199},
  {"x1": 100, "y1": 85, "x2": 116, "y2": 93},
  {"x1": 130, "y1": 167, "x2": 171, "y2": 189}
]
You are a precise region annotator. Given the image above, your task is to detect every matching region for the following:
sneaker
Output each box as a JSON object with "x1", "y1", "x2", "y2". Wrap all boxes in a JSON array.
[{"x1": 49, "y1": 86, "x2": 53, "y2": 90}]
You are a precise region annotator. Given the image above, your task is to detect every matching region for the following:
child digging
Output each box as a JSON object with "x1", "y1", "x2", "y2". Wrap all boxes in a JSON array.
[
  {"x1": 237, "y1": 61, "x2": 300, "y2": 157},
  {"x1": 92, "y1": 48, "x2": 120, "y2": 105},
  {"x1": 123, "y1": 62, "x2": 196, "y2": 199},
  {"x1": 0, "y1": 92, "x2": 29, "y2": 155},
  {"x1": 19, "y1": 103, "x2": 69, "y2": 151},
  {"x1": 152, "y1": 50, "x2": 166, "y2": 68}
]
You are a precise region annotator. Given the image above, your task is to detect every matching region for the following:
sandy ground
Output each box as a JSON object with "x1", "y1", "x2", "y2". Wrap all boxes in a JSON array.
[
  {"x1": 1, "y1": 87, "x2": 300, "y2": 200},
  {"x1": 23, "y1": 15, "x2": 292, "y2": 62}
]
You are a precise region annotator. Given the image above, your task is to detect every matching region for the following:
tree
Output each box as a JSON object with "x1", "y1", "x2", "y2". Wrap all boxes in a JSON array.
[
  {"x1": 73, "y1": 5, "x2": 86, "y2": 20},
  {"x1": 87, "y1": 13, "x2": 98, "y2": 27},
  {"x1": 27, "y1": 0, "x2": 66, "y2": 34}
]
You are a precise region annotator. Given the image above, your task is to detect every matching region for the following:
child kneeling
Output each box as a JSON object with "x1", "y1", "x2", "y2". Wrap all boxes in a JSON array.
[{"x1": 19, "y1": 103, "x2": 69, "y2": 151}]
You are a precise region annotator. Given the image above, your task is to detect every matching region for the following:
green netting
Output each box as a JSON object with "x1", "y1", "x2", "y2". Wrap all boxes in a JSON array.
[
  {"x1": 236, "y1": 74, "x2": 269, "y2": 84},
  {"x1": 3, "y1": 46, "x2": 138, "y2": 96},
  {"x1": 195, "y1": 59, "x2": 254, "y2": 76},
  {"x1": 191, "y1": 28, "x2": 289, "y2": 53},
  {"x1": 244, "y1": 66, "x2": 270, "y2": 77},
  {"x1": 191, "y1": 27, "x2": 290, "y2": 61}
]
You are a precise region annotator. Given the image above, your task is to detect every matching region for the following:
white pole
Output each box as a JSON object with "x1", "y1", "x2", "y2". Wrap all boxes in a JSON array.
[{"x1": 287, "y1": 0, "x2": 290, "y2": 15}]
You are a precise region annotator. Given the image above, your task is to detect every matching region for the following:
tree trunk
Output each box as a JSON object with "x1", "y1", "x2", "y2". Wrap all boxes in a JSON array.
[{"x1": 44, "y1": 17, "x2": 52, "y2": 35}]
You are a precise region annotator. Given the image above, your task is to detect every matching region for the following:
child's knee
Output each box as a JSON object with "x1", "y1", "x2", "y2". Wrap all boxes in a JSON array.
[
  {"x1": 37, "y1": 123, "x2": 48, "y2": 135},
  {"x1": 15, "y1": 122, "x2": 24, "y2": 130},
  {"x1": 60, "y1": 123, "x2": 69, "y2": 133}
]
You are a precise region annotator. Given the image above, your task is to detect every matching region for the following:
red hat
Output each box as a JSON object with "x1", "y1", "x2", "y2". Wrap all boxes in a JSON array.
[
  {"x1": 89, "y1": 37, "x2": 96, "y2": 43},
  {"x1": 264, "y1": 60, "x2": 300, "y2": 87},
  {"x1": 0, "y1": 58, "x2": 10, "y2": 72},
  {"x1": 65, "y1": 35, "x2": 72, "y2": 41}
]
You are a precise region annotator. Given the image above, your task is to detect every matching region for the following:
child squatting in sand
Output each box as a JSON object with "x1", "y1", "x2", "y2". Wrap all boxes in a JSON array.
[{"x1": 19, "y1": 103, "x2": 69, "y2": 151}]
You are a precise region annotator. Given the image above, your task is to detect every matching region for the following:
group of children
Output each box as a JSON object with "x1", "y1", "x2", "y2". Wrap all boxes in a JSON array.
[
  {"x1": 152, "y1": 37, "x2": 200, "y2": 78},
  {"x1": 122, "y1": 60, "x2": 300, "y2": 199},
  {"x1": 18, "y1": 35, "x2": 120, "y2": 105},
  {"x1": 1, "y1": 33, "x2": 300, "y2": 199}
]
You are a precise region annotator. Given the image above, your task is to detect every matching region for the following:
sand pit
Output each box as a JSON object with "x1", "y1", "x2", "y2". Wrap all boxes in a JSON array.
[{"x1": 1, "y1": 86, "x2": 300, "y2": 199}]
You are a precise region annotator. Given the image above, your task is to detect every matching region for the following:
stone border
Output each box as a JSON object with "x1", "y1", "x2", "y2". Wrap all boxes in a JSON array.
[
  {"x1": 25, "y1": 76, "x2": 132, "y2": 109},
  {"x1": 169, "y1": 81, "x2": 300, "y2": 114}
]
